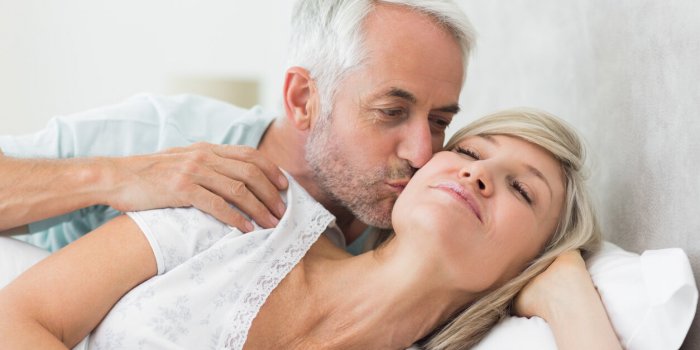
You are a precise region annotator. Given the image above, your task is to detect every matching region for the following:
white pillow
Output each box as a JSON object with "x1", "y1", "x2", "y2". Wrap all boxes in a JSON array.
[
  {"x1": 472, "y1": 241, "x2": 698, "y2": 350},
  {"x1": 0, "y1": 237, "x2": 49, "y2": 288}
]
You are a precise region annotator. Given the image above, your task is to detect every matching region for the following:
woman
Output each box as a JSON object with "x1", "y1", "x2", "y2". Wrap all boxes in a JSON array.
[{"x1": 0, "y1": 108, "x2": 620, "y2": 349}]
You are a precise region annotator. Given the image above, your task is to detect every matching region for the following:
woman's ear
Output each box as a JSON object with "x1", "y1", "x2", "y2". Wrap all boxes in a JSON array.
[{"x1": 283, "y1": 67, "x2": 318, "y2": 131}]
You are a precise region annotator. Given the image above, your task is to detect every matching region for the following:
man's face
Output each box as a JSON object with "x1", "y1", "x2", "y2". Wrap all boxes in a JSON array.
[{"x1": 305, "y1": 4, "x2": 464, "y2": 228}]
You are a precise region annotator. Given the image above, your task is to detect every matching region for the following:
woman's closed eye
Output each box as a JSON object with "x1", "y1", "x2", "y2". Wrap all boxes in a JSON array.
[
  {"x1": 454, "y1": 146, "x2": 480, "y2": 160},
  {"x1": 511, "y1": 179, "x2": 533, "y2": 205}
]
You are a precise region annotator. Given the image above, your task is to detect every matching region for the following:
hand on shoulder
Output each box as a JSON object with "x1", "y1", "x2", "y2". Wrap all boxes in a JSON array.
[{"x1": 106, "y1": 142, "x2": 288, "y2": 232}]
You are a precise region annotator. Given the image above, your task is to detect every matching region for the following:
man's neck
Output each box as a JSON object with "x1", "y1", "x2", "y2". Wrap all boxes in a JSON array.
[{"x1": 258, "y1": 118, "x2": 366, "y2": 242}]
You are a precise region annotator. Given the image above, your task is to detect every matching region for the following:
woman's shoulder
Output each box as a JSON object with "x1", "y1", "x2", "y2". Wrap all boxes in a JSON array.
[
  {"x1": 283, "y1": 174, "x2": 330, "y2": 217},
  {"x1": 276, "y1": 173, "x2": 337, "y2": 239}
]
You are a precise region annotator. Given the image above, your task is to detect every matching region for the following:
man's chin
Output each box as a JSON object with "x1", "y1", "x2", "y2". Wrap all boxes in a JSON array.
[
  {"x1": 366, "y1": 218, "x2": 392, "y2": 229},
  {"x1": 353, "y1": 200, "x2": 395, "y2": 229}
]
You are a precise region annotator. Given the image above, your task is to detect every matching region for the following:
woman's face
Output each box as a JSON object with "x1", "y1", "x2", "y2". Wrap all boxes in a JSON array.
[{"x1": 392, "y1": 134, "x2": 565, "y2": 292}]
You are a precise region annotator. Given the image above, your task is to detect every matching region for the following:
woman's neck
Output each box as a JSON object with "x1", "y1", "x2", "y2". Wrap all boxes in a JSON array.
[{"x1": 300, "y1": 235, "x2": 477, "y2": 349}]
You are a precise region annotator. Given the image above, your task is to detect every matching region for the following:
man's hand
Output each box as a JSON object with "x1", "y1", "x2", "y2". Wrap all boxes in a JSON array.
[{"x1": 106, "y1": 143, "x2": 287, "y2": 232}]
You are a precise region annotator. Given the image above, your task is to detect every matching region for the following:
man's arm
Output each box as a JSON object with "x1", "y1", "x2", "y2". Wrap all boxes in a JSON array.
[
  {"x1": 1, "y1": 94, "x2": 289, "y2": 237},
  {"x1": 0, "y1": 143, "x2": 288, "y2": 235},
  {"x1": 0, "y1": 149, "x2": 27, "y2": 236},
  {"x1": 0, "y1": 215, "x2": 156, "y2": 349},
  {"x1": 514, "y1": 250, "x2": 622, "y2": 350},
  {"x1": 0, "y1": 156, "x2": 102, "y2": 234},
  {"x1": 0, "y1": 225, "x2": 28, "y2": 236}
]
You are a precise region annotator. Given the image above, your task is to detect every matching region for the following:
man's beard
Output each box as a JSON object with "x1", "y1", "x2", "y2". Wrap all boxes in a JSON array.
[{"x1": 305, "y1": 115, "x2": 413, "y2": 229}]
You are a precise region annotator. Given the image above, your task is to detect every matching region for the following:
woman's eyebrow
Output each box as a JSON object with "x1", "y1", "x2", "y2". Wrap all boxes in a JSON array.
[
  {"x1": 481, "y1": 134, "x2": 499, "y2": 145},
  {"x1": 526, "y1": 164, "x2": 553, "y2": 201}
]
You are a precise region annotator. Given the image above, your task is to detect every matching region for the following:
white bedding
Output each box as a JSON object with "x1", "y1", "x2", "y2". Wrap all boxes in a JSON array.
[{"x1": 1, "y1": 237, "x2": 696, "y2": 349}]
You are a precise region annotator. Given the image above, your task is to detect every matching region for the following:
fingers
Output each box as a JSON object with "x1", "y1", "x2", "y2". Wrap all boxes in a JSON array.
[
  {"x1": 199, "y1": 171, "x2": 281, "y2": 229},
  {"x1": 513, "y1": 250, "x2": 589, "y2": 318},
  {"x1": 212, "y1": 160, "x2": 286, "y2": 216},
  {"x1": 167, "y1": 142, "x2": 286, "y2": 187},
  {"x1": 160, "y1": 143, "x2": 288, "y2": 228},
  {"x1": 189, "y1": 187, "x2": 255, "y2": 233},
  {"x1": 166, "y1": 144, "x2": 288, "y2": 214},
  {"x1": 209, "y1": 145, "x2": 287, "y2": 218},
  {"x1": 212, "y1": 145, "x2": 288, "y2": 190}
]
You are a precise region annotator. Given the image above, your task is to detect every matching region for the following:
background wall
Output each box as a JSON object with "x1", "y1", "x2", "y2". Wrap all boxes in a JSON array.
[
  {"x1": 1, "y1": 0, "x2": 698, "y2": 347},
  {"x1": 460, "y1": 2, "x2": 700, "y2": 348},
  {"x1": 0, "y1": 0, "x2": 293, "y2": 134}
]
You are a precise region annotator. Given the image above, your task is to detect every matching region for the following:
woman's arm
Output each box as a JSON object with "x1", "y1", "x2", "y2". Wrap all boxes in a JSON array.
[
  {"x1": 514, "y1": 250, "x2": 622, "y2": 350},
  {"x1": 0, "y1": 215, "x2": 156, "y2": 349}
]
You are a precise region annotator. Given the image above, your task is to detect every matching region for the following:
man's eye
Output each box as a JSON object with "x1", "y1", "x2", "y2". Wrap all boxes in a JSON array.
[
  {"x1": 454, "y1": 146, "x2": 480, "y2": 160},
  {"x1": 430, "y1": 117, "x2": 451, "y2": 131},
  {"x1": 380, "y1": 108, "x2": 407, "y2": 118}
]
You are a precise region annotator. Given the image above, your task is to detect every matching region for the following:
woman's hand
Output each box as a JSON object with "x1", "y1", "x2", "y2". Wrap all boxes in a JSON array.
[
  {"x1": 514, "y1": 250, "x2": 589, "y2": 319},
  {"x1": 514, "y1": 250, "x2": 622, "y2": 350}
]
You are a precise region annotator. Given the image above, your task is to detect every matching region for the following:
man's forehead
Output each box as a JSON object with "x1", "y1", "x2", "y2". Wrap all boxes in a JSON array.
[
  {"x1": 371, "y1": 87, "x2": 417, "y2": 103},
  {"x1": 365, "y1": 85, "x2": 461, "y2": 113}
]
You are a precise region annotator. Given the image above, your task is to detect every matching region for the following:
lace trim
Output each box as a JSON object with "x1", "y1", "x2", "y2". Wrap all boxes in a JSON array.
[{"x1": 221, "y1": 199, "x2": 335, "y2": 349}]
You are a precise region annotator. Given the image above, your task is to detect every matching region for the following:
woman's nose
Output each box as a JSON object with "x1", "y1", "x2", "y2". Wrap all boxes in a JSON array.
[{"x1": 460, "y1": 163, "x2": 493, "y2": 197}]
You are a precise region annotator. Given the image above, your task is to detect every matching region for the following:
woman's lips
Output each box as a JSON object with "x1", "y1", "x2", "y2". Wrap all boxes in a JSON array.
[{"x1": 430, "y1": 181, "x2": 483, "y2": 222}]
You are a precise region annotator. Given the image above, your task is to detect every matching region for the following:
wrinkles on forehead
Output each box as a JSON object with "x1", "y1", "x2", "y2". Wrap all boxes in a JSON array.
[{"x1": 364, "y1": 86, "x2": 461, "y2": 114}]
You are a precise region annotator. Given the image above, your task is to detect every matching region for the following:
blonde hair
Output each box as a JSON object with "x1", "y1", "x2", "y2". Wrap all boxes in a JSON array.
[{"x1": 419, "y1": 108, "x2": 602, "y2": 349}]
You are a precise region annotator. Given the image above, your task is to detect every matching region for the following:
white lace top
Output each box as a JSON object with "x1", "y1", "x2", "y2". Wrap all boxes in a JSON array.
[{"x1": 86, "y1": 176, "x2": 339, "y2": 349}]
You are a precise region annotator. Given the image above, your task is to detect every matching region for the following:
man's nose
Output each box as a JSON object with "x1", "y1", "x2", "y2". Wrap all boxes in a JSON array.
[{"x1": 397, "y1": 119, "x2": 434, "y2": 168}]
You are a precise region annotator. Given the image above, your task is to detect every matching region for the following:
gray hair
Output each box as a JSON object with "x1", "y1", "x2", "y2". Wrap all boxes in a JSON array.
[
  {"x1": 421, "y1": 108, "x2": 602, "y2": 349},
  {"x1": 287, "y1": 0, "x2": 476, "y2": 118}
]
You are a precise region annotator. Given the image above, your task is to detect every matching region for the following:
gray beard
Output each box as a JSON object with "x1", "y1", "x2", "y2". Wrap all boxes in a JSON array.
[{"x1": 304, "y1": 116, "x2": 399, "y2": 229}]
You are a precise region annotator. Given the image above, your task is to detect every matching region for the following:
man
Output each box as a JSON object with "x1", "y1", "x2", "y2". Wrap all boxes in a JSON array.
[{"x1": 0, "y1": 0, "x2": 474, "y2": 252}]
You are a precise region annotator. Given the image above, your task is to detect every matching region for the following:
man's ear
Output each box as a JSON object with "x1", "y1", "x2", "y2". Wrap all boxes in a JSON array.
[{"x1": 283, "y1": 67, "x2": 318, "y2": 131}]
